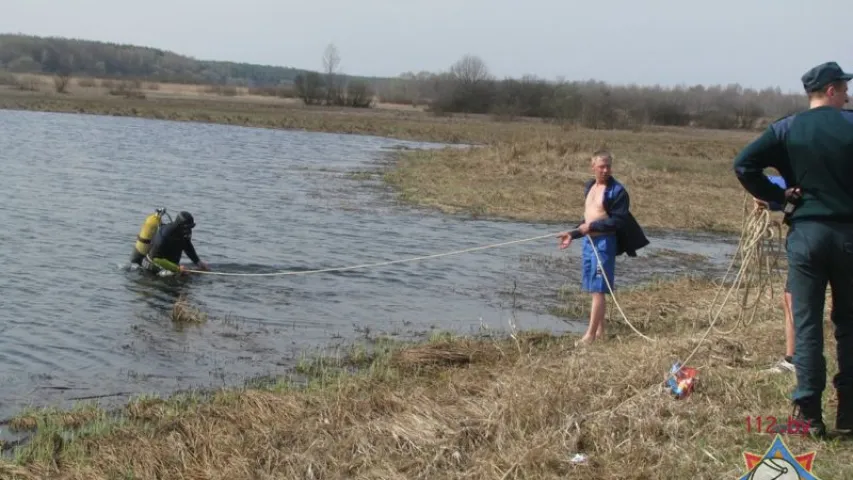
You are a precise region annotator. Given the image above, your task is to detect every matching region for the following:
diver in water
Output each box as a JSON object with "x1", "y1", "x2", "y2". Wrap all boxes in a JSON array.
[{"x1": 141, "y1": 211, "x2": 210, "y2": 275}]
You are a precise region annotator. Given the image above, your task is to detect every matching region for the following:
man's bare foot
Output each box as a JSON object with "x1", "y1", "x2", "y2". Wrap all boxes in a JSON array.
[{"x1": 575, "y1": 335, "x2": 595, "y2": 347}]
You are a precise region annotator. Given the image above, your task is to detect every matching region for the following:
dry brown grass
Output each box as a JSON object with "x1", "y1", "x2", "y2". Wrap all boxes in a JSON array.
[
  {"x1": 4, "y1": 273, "x2": 852, "y2": 479},
  {"x1": 385, "y1": 128, "x2": 762, "y2": 234},
  {"x1": 388, "y1": 338, "x2": 504, "y2": 371}
]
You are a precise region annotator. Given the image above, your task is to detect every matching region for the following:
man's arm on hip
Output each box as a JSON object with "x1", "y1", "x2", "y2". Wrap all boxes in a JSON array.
[{"x1": 733, "y1": 125, "x2": 789, "y2": 206}]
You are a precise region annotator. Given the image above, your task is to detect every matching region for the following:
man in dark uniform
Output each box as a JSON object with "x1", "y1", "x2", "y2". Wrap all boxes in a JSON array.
[
  {"x1": 142, "y1": 211, "x2": 210, "y2": 275},
  {"x1": 733, "y1": 61, "x2": 853, "y2": 438}
]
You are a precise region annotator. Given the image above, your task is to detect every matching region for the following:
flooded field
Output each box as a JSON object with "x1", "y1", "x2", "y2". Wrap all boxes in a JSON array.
[{"x1": 0, "y1": 109, "x2": 737, "y2": 425}]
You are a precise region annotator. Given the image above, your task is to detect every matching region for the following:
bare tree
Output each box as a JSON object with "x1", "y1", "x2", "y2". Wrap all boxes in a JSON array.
[
  {"x1": 450, "y1": 54, "x2": 491, "y2": 85},
  {"x1": 322, "y1": 43, "x2": 341, "y2": 104},
  {"x1": 322, "y1": 43, "x2": 340, "y2": 76},
  {"x1": 53, "y1": 56, "x2": 74, "y2": 93}
]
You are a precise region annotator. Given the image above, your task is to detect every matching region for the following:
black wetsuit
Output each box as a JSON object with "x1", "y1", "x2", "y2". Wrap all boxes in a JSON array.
[{"x1": 142, "y1": 221, "x2": 201, "y2": 273}]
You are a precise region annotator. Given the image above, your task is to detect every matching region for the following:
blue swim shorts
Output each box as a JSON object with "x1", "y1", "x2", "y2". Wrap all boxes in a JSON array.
[{"x1": 582, "y1": 234, "x2": 617, "y2": 294}]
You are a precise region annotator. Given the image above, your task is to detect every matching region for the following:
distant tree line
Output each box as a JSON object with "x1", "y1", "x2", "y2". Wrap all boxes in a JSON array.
[
  {"x1": 0, "y1": 34, "x2": 314, "y2": 86},
  {"x1": 369, "y1": 55, "x2": 810, "y2": 130},
  {"x1": 0, "y1": 33, "x2": 817, "y2": 129}
]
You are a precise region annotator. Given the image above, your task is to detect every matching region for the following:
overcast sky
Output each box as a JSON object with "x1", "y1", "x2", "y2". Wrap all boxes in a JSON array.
[{"x1": 3, "y1": 0, "x2": 850, "y2": 93}]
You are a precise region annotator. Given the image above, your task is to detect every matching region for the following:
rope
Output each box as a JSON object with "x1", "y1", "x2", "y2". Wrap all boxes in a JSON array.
[
  {"x1": 137, "y1": 199, "x2": 782, "y2": 428},
  {"x1": 671, "y1": 193, "x2": 784, "y2": 376},
  {"x1": 182, "y1": 232, "x2": 560, "y2": 276},
  {"x1": 183, "y1": 226, "x2": 657, "y2": 344},
  {"x1": 706, "y1": 193, "x2": 784, "y2": 335}
]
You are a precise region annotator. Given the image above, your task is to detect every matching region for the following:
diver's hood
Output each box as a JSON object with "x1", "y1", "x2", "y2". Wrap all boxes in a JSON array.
[
  {"x1": 174, "y1": 211, "x2": 195, "y2": 228},
  {"x1": 174, "y1": 211, "x2": 195, "y2": 237}
]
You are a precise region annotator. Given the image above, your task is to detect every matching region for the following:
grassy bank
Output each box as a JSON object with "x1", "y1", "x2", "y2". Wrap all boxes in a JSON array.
[
  {"x1": 384, "y1": 128, "x2": 761, "y2": 234},
  {"x1": 1, "y1": 275, "x2": 850, "y2": 479}
]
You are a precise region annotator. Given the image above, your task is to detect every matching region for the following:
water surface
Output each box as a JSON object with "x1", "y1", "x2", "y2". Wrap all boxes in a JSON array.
[{"x1": 0, "y1": 110, "x2": 737, "y2": 422}]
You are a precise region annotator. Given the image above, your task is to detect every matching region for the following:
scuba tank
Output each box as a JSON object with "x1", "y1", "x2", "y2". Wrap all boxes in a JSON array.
[{"x1": 131, "y1": 208, "x2": 170, "y2": 263}]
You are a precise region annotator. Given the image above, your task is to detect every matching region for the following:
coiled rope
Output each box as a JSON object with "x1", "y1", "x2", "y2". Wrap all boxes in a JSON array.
[
  {"x1": 706, "y1": 193, "x2": 785, "y2": 334},
  {"x1": 669, "y1": 193, "x2": 784, "y2": 375}
]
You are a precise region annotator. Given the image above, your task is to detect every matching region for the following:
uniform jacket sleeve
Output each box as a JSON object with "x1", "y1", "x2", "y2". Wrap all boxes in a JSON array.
[{"x1": 733, "y1": 118, "x2": 793, "y2": 206}]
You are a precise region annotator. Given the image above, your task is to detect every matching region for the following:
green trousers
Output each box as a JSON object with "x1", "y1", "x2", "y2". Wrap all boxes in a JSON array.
[{"x1": 786, "y1": 219, "x2": 853, "y2": 403}]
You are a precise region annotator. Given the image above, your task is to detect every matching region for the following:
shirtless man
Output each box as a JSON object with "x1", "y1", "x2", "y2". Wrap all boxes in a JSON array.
[{"x1": 558, "y1": 150, "x2": 649, "y2": 344}]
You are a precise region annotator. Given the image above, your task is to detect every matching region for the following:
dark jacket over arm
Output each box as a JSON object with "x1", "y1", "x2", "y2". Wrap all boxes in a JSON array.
[{"x1": 570, "y1": 177, "x2": 649, "y2": 257}]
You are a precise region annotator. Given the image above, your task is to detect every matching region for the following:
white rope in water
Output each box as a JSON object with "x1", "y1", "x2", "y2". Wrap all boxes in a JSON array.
[
  {"x1": 183, "y1": 232, "x2": 560, "y2": 276},
  {"x1": 183, "y1": 208, "x2": 772, "y2": 356},
  {"x1": 183, "y1": 205, "x2": 774, "y2": 355},
  {"x1": 185, "y1": 228, "x2": 657, "y2": 345}
]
